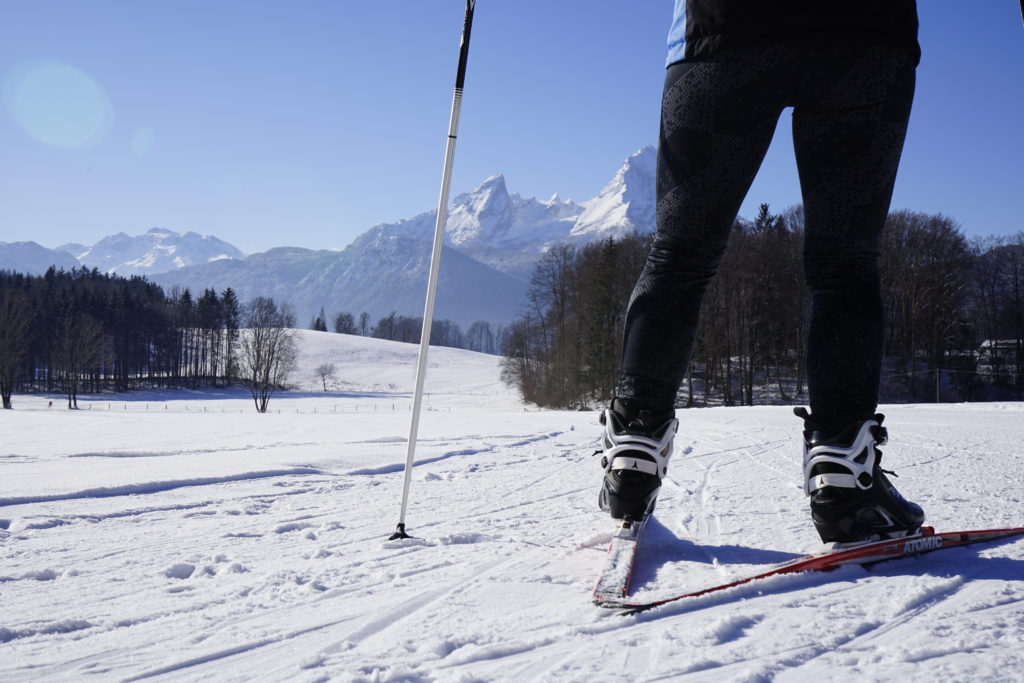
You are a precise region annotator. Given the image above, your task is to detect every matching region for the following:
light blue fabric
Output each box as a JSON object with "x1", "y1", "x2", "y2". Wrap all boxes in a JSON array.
[{"x1": 666, "y1": 0, "x2": 686, "y2": 66}]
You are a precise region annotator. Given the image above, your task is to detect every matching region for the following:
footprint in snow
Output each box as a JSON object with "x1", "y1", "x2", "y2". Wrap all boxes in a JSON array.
[
  {"x1": 164, "y1": 563, "x2": 196, "y2": 580},
  {"x1": 438, "y1": 533, "x2": 492, "y2": 545},
  {"x1": 2, "y1": 518, "x2": 71, "y2": 532},
  {"x1": 0, "y1": 568, "x2": 66, "y2": 583},
  {"x1": 164, "y1": 555, "x2": 247, "y2": 581},
  {"x1": 273, "y1": 521, "x2": 316, "y2": 534}
]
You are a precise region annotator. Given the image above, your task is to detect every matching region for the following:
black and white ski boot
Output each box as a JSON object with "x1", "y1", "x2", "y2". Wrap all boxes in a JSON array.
[
  {"x1": 598, "y1": 400, "x2": 678, "y2": 521},
  {"x1": 796, "y1": 408, "x2": 925, "y2": 544}
]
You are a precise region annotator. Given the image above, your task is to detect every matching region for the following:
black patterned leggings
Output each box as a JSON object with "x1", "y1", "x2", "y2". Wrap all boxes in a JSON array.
[{"x1": 618, "y1": 44, "x2": 917, "y2": 425}]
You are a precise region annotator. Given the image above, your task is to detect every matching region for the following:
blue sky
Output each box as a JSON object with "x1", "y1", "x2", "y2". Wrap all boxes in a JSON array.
[{"x1": 1, "y1": 1, "x2": 1022, "y2": 254}]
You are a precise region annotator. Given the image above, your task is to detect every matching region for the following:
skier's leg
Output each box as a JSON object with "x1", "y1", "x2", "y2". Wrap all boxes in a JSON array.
[
  {"x1": 793, "y1": 45, "x2": 916, "y2": 426},
  {"x1": 792, "y1": 45, "x2": 922, "y2": 542},
  {"x1": 602, "y1": 49, "x2": 790, "y2": 519},
  {"x1": 616, "y1": 52, "x2": 788, "y2": 413}
]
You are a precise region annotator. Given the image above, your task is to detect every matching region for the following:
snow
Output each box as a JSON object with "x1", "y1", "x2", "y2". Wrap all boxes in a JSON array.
[{"x1": 3, "y1": 330, "x2": 1024, "y2": 681}]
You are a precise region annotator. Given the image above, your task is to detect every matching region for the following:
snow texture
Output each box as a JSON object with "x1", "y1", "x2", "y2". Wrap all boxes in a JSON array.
[{"x1": 2, "y1": 329, "x2": 1024, "y2": 681}]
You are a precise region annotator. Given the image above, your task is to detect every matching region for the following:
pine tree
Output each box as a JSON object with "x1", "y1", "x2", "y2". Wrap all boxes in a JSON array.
[{"x1": 0, "y1": 291, "x2": 33, "y2": 409}]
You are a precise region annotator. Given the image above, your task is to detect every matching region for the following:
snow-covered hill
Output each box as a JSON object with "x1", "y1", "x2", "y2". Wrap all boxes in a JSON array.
[
  {"x1": 3, "y1": 330, "x2": 1024, "y2": 681},
  {"x1": 59, "y1": 227, "x2": 244, "y2": 276}
]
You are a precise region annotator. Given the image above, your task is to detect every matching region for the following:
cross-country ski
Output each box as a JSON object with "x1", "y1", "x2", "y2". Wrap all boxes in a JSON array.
[{"x1": 596, "y1": 526, "x2": 1024, "y2": 613}]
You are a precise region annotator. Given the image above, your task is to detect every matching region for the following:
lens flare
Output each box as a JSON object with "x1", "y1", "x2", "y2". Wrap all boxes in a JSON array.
[{"x1": 2, "y1": 60, "x2": 113, "y2": 149}]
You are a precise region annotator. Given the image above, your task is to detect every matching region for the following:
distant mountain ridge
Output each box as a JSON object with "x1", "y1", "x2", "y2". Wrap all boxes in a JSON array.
[
  {"x1": 2, "y1": 147, "x2": 658, "y2": 328},
  {"x1": 0, "y1": 241, "x2": 80, "y2": 274},
  {"x1": 147, "y1": 236, "x2": 530, "y2": 329},
  {"x1": 58, "y1": 227, "x2": 245, "y2": 276}
]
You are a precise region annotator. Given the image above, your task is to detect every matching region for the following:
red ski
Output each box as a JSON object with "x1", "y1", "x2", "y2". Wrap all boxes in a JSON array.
[{"x1": 596, "y1": 526, "x2": 1024, "y2": 613}]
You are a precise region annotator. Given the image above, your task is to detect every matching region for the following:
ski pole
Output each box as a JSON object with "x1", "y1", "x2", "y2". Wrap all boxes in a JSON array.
[{"x1": 390, "y1": 0, "x2": 476, "y2": 540}]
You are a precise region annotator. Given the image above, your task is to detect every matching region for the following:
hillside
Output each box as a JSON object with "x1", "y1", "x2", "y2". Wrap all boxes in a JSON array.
[{"x1": 2, "y1": 331, "x2": 1023, "y2": 681}]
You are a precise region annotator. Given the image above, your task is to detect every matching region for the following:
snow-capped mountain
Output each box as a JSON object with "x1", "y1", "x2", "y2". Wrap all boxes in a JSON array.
[
  {"x1": 571, "y1": 146, "x2": 656, "y2": 241},
  {"x1": 54, "y1": 242, "x2": 88, "y2": 257},
  {"x1": 149, "y1": 234, "x2": 529, "y2": 329},
  {"x1": 151, "y1": 146, "x2": 656, "y2": 327},
  {"x1": 59, "y1": 228, "x2": 244, "y2": 276},
  {"x1": 364, "y1": 175, "x2": 583, "y2": 280},
  {"x1": 366, "y1": 146, "x2": 656, "y2": 280},
  {"x1": 13, "y1": 147, "x2": 657, "y2": 329},
  {"x1": 0, "y1": 241, "x2": 81, "y2": 275}
]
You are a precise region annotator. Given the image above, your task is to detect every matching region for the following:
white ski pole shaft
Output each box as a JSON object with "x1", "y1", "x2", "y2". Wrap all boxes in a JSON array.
[{"x1": 391, "y1": 0, "x2": 476, "y2": 540}]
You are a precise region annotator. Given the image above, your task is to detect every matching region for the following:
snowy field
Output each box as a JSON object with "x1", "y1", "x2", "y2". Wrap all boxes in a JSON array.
[{"x1": 3, "y1": 330, "x2": 1024, "y2": 682}]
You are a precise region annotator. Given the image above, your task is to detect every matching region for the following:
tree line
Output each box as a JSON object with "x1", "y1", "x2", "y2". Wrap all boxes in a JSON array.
[
  {"x1": 0, "y1": 267, "x2": 511, "y2": 410},
  {"x1": 310, "y1": 307, "x2": 508, "y2": 356},
  {"x1": 0, "y1": 268, "x2": 295, "y2": 411},
  {"x1": 501, "y1": 206, "x2": 1024, "y2": 409}
]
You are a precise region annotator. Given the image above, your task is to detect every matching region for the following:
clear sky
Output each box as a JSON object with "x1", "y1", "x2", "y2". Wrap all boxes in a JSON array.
[{"x1": 1, "y1": 1, "x2": 1022, "y2": 254}]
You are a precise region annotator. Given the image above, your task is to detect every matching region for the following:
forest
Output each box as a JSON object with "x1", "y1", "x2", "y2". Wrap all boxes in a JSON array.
[
  {"x1": 0, "y1": 268, "x2": 249, "y2": 408},
  {"x1": 500, "y1": 206, "x2": 1024, "y2": 409},
  {"x1": 0, "y1": 267, "x2": 503, "y2": 409},
  {"x1": 3, "y1": 206, "x2": 1022, "y2": 411}
]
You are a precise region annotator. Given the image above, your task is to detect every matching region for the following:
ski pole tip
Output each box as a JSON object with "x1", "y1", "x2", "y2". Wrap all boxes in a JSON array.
[{"x1": 388, "y1": 522, "x2": 411, "y2": 541}]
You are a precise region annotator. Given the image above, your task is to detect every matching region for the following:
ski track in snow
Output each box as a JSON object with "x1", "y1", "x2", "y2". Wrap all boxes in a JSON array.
[{"x1": 3, "y1": 332, "x2": 1024, "y2": 681}]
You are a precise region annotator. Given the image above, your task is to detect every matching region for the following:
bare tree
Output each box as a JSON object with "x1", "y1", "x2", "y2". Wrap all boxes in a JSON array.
[
  {"x1": 429, "y1": 319, "x2": 462, "y2": 348},
  {"x1": 237, "y1": 297, "x2": 298, "y2": 413},
  {"x1": 465, "y1": 321, "x2": 495, "y2": 354},
  {"x1": 373, "y1": 312, "x2": 399, "y2": 341},
  {"x1": 314, "y1": 362, "x2": 337, "y2": 391},
  {"x1": 0, "y1": 292, "x2": 33, "y2": 409},
  {"x1": 334, "y1": 311, "x2": 356, "y2": 334},
  {"x1": 501, "y1": 235, "x2": 648, "y2": 408},
  {"x1": 881, "y1": 211, "x2": 972, "y2": 396},
  {"x1": 51, "y1": 313, "x2": 109, "y2": 409}
]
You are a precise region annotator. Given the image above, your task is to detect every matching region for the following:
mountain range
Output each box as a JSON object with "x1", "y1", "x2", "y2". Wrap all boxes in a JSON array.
[
  {"x1": 1, "y1": 147, "x2": 657, "y2": 328},
  {"x1": 56, "y1": 228, "x2": 244, "y2": 276}
]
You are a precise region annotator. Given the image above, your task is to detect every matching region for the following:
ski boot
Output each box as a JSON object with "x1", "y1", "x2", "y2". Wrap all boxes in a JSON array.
[
  {"x1": 598, "y1": 399, "x2": 678, "y2": 520},
  {"x1": 796, "y1": 407, "x2": 925, "y2": 544}
]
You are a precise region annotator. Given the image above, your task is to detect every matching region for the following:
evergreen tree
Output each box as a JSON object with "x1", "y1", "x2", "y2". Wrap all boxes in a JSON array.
[
  {"x1": 0, "y1": 291, "x2": 33, "y2": 409},
  {"x1": 310, "y1": 307, "x2": 328, "y2": 332},
  {"x1": 221, "y1": 288, "x2": 241, "y2": 382}
]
